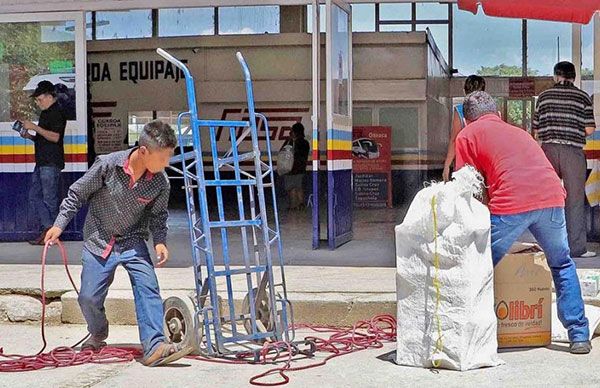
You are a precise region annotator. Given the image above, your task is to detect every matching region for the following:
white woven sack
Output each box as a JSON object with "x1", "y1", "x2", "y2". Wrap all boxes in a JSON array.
[{"x1": 395, "y1": 166, "x2": 504, "y2": 371}]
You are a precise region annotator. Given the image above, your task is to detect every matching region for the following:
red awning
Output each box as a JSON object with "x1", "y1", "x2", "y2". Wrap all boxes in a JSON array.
[{"x1": 458, "y1": 0, "x2": 600, "y2": 24}]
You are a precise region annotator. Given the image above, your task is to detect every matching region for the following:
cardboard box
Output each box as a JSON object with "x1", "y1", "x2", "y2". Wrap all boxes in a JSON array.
[{"x1": 494, "y1": 243, "x2": 552, "y2": 348}]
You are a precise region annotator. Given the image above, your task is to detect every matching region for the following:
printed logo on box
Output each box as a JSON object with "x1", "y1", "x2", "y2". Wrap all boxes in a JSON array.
[{"x1": 495, "y1": 298, "x2": 544, "y2": 321}]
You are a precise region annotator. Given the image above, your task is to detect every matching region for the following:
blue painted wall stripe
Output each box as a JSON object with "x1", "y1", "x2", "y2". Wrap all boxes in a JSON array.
[
  {"x1": 0, "y1": 135, "x2": 86, "y2": 145},
  {"x1": 326, "y1": 129, "x2": 352, "y2": 141}
]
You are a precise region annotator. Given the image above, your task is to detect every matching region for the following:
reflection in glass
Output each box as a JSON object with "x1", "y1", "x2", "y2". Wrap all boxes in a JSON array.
[
  {"x1": 159, "y1": 8, "x2": 215, "y2": 37},
  {"x1": 419, "y1": 24, "x2": 448, "y2": 61},
  {"x1": 331, "y1": 4, "x2": 350, "y2": 116},
  {"x1": 353, "y1": 108, "x2": 372, "y2": 126},
  {"x1": 306, "y1": 4, "x2": 326, "y2": 33},
  {"x1": 96, "y1": 10, "x2": 152, "y2": 40},
  {"x1": 219, "y1": 6, "x2": 279, "y2": 35},
  {"x1": 582, "y1": 22, "x2": 594, "y2": 80},
  {"x1": 352, "y1": 4, "x2": 375, "y2": 32},
  {"x1": 379, "y1": 107, "x2": 419, "y2": 149},
  {"x1": 0, "y1": 21, "x2": 76, "y2": 122},
  {"x1": 128, "y1": 111, "x2": 153, "y2": 146}
]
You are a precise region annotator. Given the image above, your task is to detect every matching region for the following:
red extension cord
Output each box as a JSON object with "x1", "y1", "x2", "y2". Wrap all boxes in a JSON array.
[
  {"x1": 0, "y1": 242, "x2": 397, "y2": 386},
  {"x1": 0, "y1": 241, "x2": 138, "y2": 372}
]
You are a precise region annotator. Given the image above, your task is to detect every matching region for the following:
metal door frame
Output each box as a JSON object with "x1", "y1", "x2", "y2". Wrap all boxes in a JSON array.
[{"x1": 325, "y1": 0, "x2": 353, "y2": 249}]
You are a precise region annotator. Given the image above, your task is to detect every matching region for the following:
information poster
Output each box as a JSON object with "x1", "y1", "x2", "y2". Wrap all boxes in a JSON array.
[
  {"x1": 352, "y1": 126, "x2": 392, "y2": 208},
  {"x1": 94, "y1": 117, "x2": 124, "y2": 155}
]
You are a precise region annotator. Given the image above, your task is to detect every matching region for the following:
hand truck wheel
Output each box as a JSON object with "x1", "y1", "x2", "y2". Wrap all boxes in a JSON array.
[
  {"x1": 163, "y1": 296, "x2": 201, "y2": 355},
  {"x1": 242, "y1": 287, "x2": 276, "y2": 341}
]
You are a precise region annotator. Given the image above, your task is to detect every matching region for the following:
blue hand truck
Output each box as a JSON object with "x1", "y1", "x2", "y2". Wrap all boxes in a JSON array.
[{"x1": 156, "y1": 48, "x2": 312, "y2": 359}]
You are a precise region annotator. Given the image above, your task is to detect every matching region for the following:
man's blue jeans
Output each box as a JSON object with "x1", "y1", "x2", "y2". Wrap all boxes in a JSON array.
[
  {"x1": 28, "y1": 165, "x2": 61, "y2": 230},
  {"x1": 79, "y1": 242, "x2": 166, "y2": 358},
  {"x1": 491, "y1": 207, "x2": 589, "y2": 343}
]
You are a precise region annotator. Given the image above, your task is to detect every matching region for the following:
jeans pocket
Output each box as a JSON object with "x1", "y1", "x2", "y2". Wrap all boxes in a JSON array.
[
  {"x1": 549, "y1": 207, "x2": 567, "y2": 228},
  {"x1": 498, "y1": 213, "x2": 530, "y2": 226}
]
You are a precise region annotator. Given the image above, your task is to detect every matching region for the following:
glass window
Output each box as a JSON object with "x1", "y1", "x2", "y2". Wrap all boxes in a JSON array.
[
  {"x1": 128, "y1": 111, "x2": 154, "y2": 146},
  {"x1": 96, "y1": 10, "x2": 152, "y2": 40},
  {"x1": 379, "y1": 24, "x2": 412, "y2": 32},
  {"x1": 415, "y1": 3, "x2": 448, "y2": 21},
  {"x1": 353, "y1": 108, "x2": 372, "y2": 126},
  {"x1": 0, "y1": 21, "x2": 76, "y2": 122},
  {"x1": 505, "y1": 99, "x2": 534, "y2": 131},
  {"x1": 528, "y1": 20, "x2": 571, "y2": 76},
  {"x1": 582, "y1": 22, "x2": 594, "y2": 80},
  {"x1": 306, "y1": 4, "x2": 326, "y2": 33},
  {"x1": 379, "y1": 107, "x2": 419, "y2": 149},
  {"x1": 218, "y1": 6, "x2": 279, "y2": 35},
  {"x1": 419, "y1": 25, "x2": 448, "y2": 61},
  {"x1": 156, "y1": 110, "x2": 191, "y2": 146},
  {"x1": 85, "y1": 12, "x2": 93, "y2": 40},
  {"x1": 331, "y1": 4, "x2": 350, "y2": 116},
  {"x1": 454, "y1": 5, "x2": 522, "y2": 76},
  {"x1": 352, "y1": 4, "x2": 375, "y2": 32},
  {"x1": 159, "y1": 8, "x2": 215, "y2": 37},
  {"x1": 379, "y1": 3, "x2": 412, "y2": 22}
]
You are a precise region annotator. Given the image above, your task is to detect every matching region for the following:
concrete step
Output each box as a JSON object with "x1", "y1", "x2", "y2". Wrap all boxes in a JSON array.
[
  {"x1": 3, "y1": 264, "x2": 600, "y2": 327},
  {"x1": 61, "y1": 289, "x2": 397, "y2": 326}
]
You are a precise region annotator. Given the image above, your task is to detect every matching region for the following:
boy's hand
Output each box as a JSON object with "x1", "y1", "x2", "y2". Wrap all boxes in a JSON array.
[
  {"x1": 155, "y1": 244, "x2": 169, "y2": 267},
  {"x1": 44, "y1": 226, "x2": 63, "y2": 244}
]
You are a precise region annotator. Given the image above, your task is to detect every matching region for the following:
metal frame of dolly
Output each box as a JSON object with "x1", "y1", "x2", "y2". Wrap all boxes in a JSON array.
[{"x1": 156, "y1": 48, "x2": 307, "y2": 360}]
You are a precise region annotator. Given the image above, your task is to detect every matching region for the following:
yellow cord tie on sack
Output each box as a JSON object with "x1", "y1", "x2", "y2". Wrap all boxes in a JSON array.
[{"x1": 430, "y1": 195, "x2": 443, "y2": 368}]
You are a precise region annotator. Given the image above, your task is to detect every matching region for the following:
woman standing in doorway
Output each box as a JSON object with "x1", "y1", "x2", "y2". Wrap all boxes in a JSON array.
[
  {"x1": 282, "y1": 122, "x2": 310, "y2": 210},
  {"x1": 443, "y1": 75, "x2": 487, "y2": 182}
]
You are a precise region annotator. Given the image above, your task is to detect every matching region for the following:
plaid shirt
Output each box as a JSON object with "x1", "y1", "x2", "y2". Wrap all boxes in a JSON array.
[{"x1": 54, "y1": 149, "x2": 170, "y2": 258}]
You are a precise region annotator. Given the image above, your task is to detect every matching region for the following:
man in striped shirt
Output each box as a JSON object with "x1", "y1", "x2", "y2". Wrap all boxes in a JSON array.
[{"x1": 532, "y1": 61, "x2": 596, "y2": 259}]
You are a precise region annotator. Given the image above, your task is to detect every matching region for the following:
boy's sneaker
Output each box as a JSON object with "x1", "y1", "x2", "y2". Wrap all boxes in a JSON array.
[
  {"x1": 80, "y1": 335, "x2": 107, "y2": 351},
  {"x1": 570, "y1": 341, "x2": 592, "y2": 354}
]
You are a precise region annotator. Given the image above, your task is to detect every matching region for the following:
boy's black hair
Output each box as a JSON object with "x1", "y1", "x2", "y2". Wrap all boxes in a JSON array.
[{"x1": 139, "y1": 120, "x2": 178, "y2": 149}]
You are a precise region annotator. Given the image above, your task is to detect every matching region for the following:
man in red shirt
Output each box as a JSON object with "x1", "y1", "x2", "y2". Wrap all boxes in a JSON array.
[{"x1": 455, "y1": 91, "x2": 591, "y2": 354}]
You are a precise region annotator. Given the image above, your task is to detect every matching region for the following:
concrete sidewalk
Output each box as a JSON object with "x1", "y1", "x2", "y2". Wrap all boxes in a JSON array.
[
  {"x1": 1, "y1": 263, "x2": 600, "y2": 327},
  {"x1": 0, "y1": 323, "x2": 599, "y2": 388},
  {"x1": 0, "y1": 264, "x2": 396, "y2": 326}
]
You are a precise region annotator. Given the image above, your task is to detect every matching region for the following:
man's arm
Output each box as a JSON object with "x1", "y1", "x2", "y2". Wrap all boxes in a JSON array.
[
  {"x1": 22, "y1": 121, "x2": 60, "y2": 143},
  {"x1": 19, "y1": 130, "x2": 35, "y2": 141},
  {"x1": 584, "y1": 95, "x2": 596, "y2": 136}
]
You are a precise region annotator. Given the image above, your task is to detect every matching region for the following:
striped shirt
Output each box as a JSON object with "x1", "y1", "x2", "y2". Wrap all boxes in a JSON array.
[
  {"x1": 532, "y1": 81, "x2": 595, "y2": 148},
  {"x1": 54, "y1": 149, "x2": 170, "y2": 258}
]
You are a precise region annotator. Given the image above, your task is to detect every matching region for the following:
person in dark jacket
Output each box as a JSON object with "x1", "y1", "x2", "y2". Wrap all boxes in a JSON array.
[{"x1": 281, "y1": 122, "x2": 310, "y2": 210}]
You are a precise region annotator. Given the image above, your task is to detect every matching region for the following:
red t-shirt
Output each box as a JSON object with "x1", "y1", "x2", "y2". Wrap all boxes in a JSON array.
[{"x1": 455, "y1": 114, "x2": 565, "y2": 215}]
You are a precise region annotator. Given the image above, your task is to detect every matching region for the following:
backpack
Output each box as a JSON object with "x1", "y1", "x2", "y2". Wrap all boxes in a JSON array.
[
  {"x1": 277, "y1": 145, "x2": 294, "y2": 176},
  {"x1": 54, "y1": 83, "x2": 76, "y2": 121}
]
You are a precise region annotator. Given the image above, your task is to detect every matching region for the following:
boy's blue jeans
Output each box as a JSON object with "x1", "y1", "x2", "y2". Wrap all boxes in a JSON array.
[
  {"x1": 79, "y1": 242, "x2": 166, "y2": 358},
  {"x1": 491, "y1": 207, "x2": 589, "y2": 343}
]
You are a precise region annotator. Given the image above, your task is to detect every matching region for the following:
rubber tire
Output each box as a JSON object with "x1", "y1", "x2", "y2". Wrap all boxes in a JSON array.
[{"x1": 162, "y1": 296, "x2": 201, "y2": 355}]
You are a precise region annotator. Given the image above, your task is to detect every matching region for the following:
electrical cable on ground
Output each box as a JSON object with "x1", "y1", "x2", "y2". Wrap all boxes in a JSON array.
[{"x1": 0, "y1": 242, "x2": 398, "y2": 386}]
